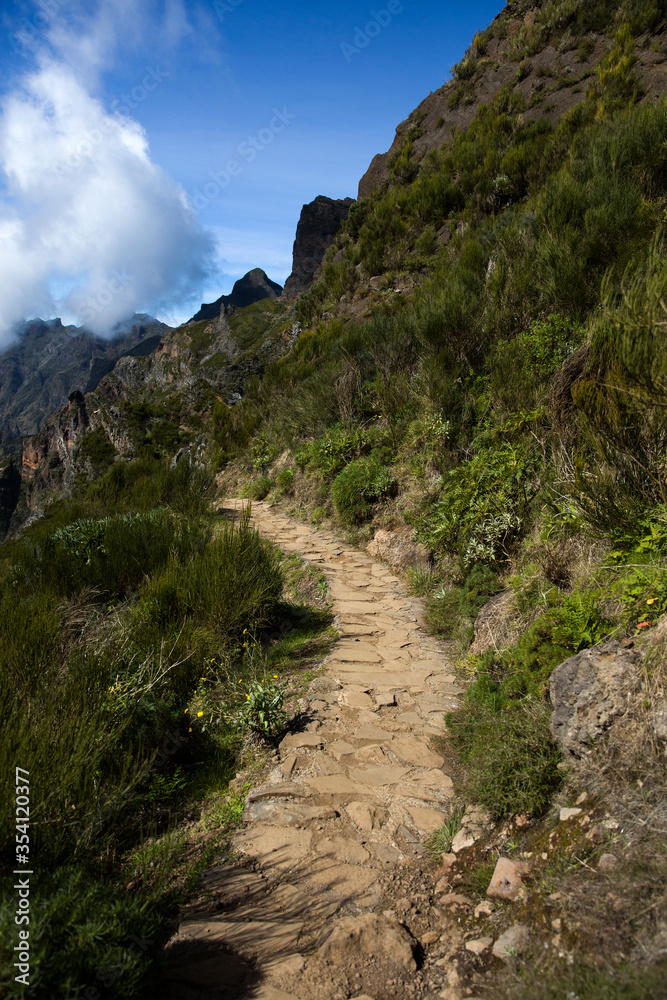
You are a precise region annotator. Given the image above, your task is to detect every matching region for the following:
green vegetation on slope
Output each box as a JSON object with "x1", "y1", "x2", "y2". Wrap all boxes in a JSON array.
[{"x1": 0, "y1": 459, "x2": 333, "y2": 998}]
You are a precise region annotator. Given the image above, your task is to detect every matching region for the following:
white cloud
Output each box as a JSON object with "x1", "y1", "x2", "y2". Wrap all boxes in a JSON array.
[{"x1": 0, "y1": 2, "x2": 216, "y2": 343}]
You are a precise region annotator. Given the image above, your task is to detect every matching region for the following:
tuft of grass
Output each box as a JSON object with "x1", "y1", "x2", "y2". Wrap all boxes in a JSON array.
[
  {"x1": 423, "y1": 808, "x2": 464, "y2": 858},
  {"x1": 499, "y1": 959, "x2": 667, "y2": 1000}
]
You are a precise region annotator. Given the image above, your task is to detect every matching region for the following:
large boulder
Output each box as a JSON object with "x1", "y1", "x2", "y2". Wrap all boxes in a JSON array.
[
  {"x1": 317, "y1": 913, "x2": 417, "y2": 970},
  {"x1": 366, "y1": 526, "x2": 432, "y2": 574},
  {"x1": 549, "y1": 640, "x2": 644, "y2": 759}
]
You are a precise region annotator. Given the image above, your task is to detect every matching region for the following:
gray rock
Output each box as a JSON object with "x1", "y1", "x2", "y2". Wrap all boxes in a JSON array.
[
  {"x1": 651, "y1": 699, "x2": 667, "y2": 740},
  {"x1": 283, "y1": 196, "x2": 353, "y2": 298},
  {"x1": 451, "y1": 805, "x2": 493, "y2": 853},
  {"x1": 492, "y1": 923, "x2": 530, "y2": 961},
  {"x1": 549, "y1": 640, "x2": 643, "y2": 759}
]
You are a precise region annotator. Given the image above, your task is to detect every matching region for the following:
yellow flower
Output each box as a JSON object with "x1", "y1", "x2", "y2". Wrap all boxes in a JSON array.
[
  {"x1": 243, "y1": 628, "x2": 248, "y2": 634},
  {"x1": 273, "y1": 675, "x2": 278, "y2": 679},
  {"x1": 246, "y1": 695, "x2": 251, "y2": 700},
  {"x1": 188, "y1": 727, "x2": 192, "y2": 732},
  {"x1": 647, "y1": 597, "x2": 657, "y2": 605},
  {"x1": 184, "y1": 708, "x2": 189, "y2": 713},
  {"x1": 197, "y1": 711, "x2": 204, "y2": 717}
]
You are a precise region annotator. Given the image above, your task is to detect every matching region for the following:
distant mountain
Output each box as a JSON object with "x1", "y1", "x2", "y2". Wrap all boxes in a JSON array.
[
  {"x1": 191, "y1": 268, "x2": 283, "y2": 322},
  {"x1": 282, "y1": 196, "x2": 354, "y2": 299},
  {"x1": 0, "y1": 315, "x2": 171, "y2": 452}
]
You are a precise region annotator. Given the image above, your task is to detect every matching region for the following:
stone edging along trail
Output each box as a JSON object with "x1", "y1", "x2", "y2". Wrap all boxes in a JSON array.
[{"x1": 163, "y1": 500, "x2": 470, "y2": 1000}]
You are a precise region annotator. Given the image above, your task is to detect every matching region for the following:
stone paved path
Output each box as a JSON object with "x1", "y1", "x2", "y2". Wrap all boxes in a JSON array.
[{"x1": 163, "y1": 501, "x2": 466, "y2": 1000}]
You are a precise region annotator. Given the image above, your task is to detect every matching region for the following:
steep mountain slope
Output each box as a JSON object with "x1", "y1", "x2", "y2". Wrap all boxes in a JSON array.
[
  {"x1": 0, "y1": 315, "x2": 171, "y2": 452},
  {"x1": 18, "y1": 274, "x2": 294, "y2": 504},
  {"x1": 359, "y1": 0, "x2": 667, "y2": 197}
]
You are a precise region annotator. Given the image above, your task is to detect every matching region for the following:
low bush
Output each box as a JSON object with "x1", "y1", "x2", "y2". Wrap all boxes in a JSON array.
[
  {"x1": 0, "y1": 867, "x2": 162, "y2": 999},
  {"x1": 446, "y1": 698, "x2": 562, "y2": 817},
  {"x1": 276, "y1": 467, "x2": 295, "y2": 493},
  {"x1": 331, "y1": 457, "x2": 397, "y2": 525}
]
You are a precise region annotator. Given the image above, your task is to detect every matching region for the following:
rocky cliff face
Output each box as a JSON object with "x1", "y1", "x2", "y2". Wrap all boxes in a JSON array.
[
  {"x1": 0, "y1": 316, "x2": 171, "y2": 452},
  {"x1": 191, "y1": 268, "x2": 283, "y2": 322},
  {"x1": 283, "y1": 196, "x2": 354, "y2": 298},
  {"x1": 19, "y1": 284, "x2": 295, "y2": 499}
]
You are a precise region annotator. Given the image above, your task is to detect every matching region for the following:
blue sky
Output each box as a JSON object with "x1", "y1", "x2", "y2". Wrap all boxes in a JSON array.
[{"x1": 0, "y1": 0, "x2": 501, "y2": 335}]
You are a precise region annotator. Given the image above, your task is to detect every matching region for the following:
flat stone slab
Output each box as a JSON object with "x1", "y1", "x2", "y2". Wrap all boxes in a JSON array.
[
  {"x1": 390, "y1": 736, "x2": 445, "y2": 768},
  {"x1": 243, "y1": 800, "x2": 338, "y2": 827},
  {"x1": 280, "y1": 733, "x2": 325, "y2": 750},
  {"x1": 248, "y1": 783, "x2": 312, "y2": 803},
  {"x1": 336, "y1": 602, "x2": 378, "y2": 614},
  {"x1": 327, "y1": 740, "x2": 357, "y2": 760},
  {"x1": 302, "y1": 858, "x2": 379, "y2": 898},
  {"x1": 353, "y1": 723, "x2": 395, "y2": 741},
  {"x1": 178, "y1": 913, "x2": 304, "y2": 960},
  {"x1": 199, "y1": 866, "x2": 267, "y2": 902},
  {"x1": 348, "y1": 765, "x2": 411, "y2": 787},
  {"x1": 333, "y1": 646, "x2": 382, "y2": 663},
  {"x1": 344, "y1": 801, "x2": 388, "y2": 831},
  {"x1": 338, "y1": 690, "x2": 375, "y2": 709},
  {"x1": 233, "y1": 826, "x2": 313, "y2": 872},
  {"x1": 317, "y1": 836, "x2": 370, "y2": 865},
  {"x1": 406, "y1": 805, "x2": 447, "y2": 834},
  {"x1": 304, "y1": 773, "x2": 369, "y2": 796}
]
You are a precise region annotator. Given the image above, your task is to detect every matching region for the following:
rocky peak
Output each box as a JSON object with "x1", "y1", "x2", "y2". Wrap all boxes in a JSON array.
[
  {"x1": 191, "y1": 268, "x2": 283, "y2": 322},
  {"x1": 282, "y1": 195, "x2": 354, "y2": 299}
]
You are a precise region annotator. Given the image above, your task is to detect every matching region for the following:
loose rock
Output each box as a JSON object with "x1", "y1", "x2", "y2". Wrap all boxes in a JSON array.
[
  {"x1": 492, "y1": 924, "x2": 530, "y2": 962},
  {"x1": 486, "y1": 857, "x2": 524, "y2": 902}
]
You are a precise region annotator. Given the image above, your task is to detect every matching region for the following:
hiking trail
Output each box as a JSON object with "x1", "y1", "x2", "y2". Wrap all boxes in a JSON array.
[{"x1": 162, "y1": 500, "x2": 476, "y2": 1000}]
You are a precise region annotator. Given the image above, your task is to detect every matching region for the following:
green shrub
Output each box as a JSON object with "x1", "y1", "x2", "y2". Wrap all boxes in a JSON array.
[
  {"x1": 241, "y1": 476, "x2": 273, "y2": 501},
  {"x1": 490, "y1": 314, "x2": 585, "y2": 412},
  {"x1": 331, "y1": 457, "x2": 397, "y2": 525},
  {"x1": 447, "y1": 699, "x2": 562, "y2": 817},
  {"x1": 567, "y1": 244, "x2": 667, "y2": 531},
  {"x1": 502, "y1": 957, "x2": 667, "y2": 1000},
  {"x1": 78, "y1": 428, "x2": 117, "y2": 473},
  {"x1": 419, "y1": 444, "x2": 539, "y2": 568},
  {"x1": 425, "y1": 565, "x2": 501, "y2": 639},
  {"x1": 238, "y1": 677, "x2": 287, "y2": 736},
  {"x1": 276, "y1": 467, "x2": 295, "y2": 493},
  {"x1": 10, "y1": 509, "x2": 209, "y2": 599}
]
